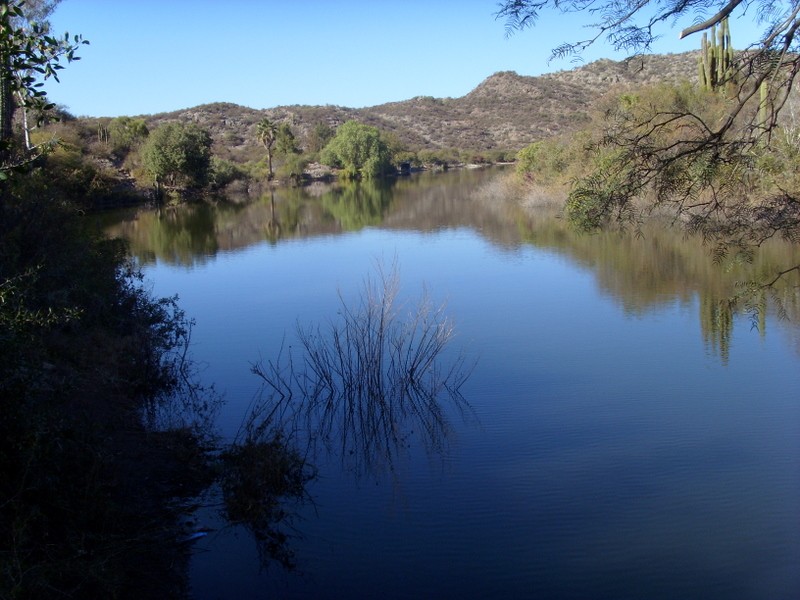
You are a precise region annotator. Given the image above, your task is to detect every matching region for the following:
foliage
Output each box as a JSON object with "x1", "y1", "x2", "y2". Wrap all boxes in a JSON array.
[
  {"x1": 306, "y1": 121, "x2": 335, "y2": 154},
  {"x1": 516, "y1": 139, "x2": 568, "y2": 179},
  {"x1": 275, "y1": 121, "x2": 298, "y2": 156},
  {"x1": 108, "y1": 115, "x2": 148, "y2": 155},
  {"x1": 209, "y1": 155, "x2": 243, "y2": 189},
  {"x1": 141, "y1": 121, "x2": 212, "y2": 188},
  {"x1": 219, "y1": 435, "x2": 312, "y2": 570},
  {"x1": 275, "y1": 152, "x2": 309, "y2": 184},
  {"x1": 320, "y1": 120, "x2": 392, "y2": 179},
  {"x1": 0, "y1": 186, "x2": 212, "y2": 598},
  {"x1": 0, "y1": 0, "x2": 87, "y2": 174},
  {"x1": 255, "y1": 117, "x2": 277, "y2": 180},
  {"x1": 500, "y1": 0, "x2": 800, "y2": 286}
]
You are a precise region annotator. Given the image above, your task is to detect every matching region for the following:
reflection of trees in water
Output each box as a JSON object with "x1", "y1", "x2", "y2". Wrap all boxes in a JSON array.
[
  {"x1": 517, "y1": 210, "x2": 800, "y2": 357},
  {"x1": 132, "y1": 313, "x2": 313, "y2": 573},
  {"x1": 104, "y1": 205, "x2": 220, "y2": 266},
  {"x1": 103, "y1": 169, "x2": 513, "y2": 257},
  {"x1": 245, "y1": 261, "x2": 473, "y2": 478},
  {"x1": 218, "y1": 435, "x2": 313, "y2": 571},
  {"x1": 699, "y1": 295, "x2": 735, "y2": 364},
  {"x1": 320, "y1": 179, "x2": 395, "y2": 230}
]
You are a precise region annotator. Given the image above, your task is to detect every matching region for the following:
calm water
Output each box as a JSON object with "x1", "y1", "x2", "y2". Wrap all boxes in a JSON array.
[{"x1": 105, "y1": 169, "x2": 800, "y2": 599}]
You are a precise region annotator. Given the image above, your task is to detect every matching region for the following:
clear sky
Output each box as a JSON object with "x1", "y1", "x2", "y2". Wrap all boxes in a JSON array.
[{"x1": 46, "y1": 0, "x2": 729, "y2": 118}]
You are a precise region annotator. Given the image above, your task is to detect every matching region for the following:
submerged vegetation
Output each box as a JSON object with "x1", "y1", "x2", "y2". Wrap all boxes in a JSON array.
[{"x1": 247, "y1": 261, "x2": 473, "y2": 478}]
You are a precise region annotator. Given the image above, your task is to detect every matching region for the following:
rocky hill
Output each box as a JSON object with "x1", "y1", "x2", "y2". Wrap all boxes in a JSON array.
[{"x1": 142, "y1": 51, "x2": 701, "y2": 161}]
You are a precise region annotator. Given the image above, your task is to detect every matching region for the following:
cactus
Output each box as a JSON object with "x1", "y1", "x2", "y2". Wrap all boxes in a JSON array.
[
  {"x1": 698, "y1": 17, "x2": 734, "y2": 91},
  {"x1": 98, "y1": 123, "x2": 110, "y2": 146}
]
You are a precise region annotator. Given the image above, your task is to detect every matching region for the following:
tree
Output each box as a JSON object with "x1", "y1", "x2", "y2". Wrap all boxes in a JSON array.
[
  {"x1": 499, "y1": 0, "x2": 800, "y2": 288},
  {"x1": 10, "y1": 0, "x2": 59, "y2": 150},
  {"x1": 141, "y1": 122, "x2": 212, "y2": 189},
  {"x1": 0, "y1": 0, "x2": 87, "y2": 178},
  {"x1": 255, "y1": 117, "x2": 277, "y2": 180},
  {"x1": 320, "y1": 120, "x2": 392, "y2": 179},
  {"x1": 307, "y1": 122, "x2": 335, "y2": 154},
  {"x1": 275, "y1": 121, "x2": 298, "y2": 157}
]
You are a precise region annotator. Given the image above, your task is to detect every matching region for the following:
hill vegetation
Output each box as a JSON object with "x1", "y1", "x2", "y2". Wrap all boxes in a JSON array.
[
  {"x1": 35, "y1": 52, "x2": 704, "y2": 206},
  {"x1": 140, "y1": 51, "x2": 700, "y2": 155}
]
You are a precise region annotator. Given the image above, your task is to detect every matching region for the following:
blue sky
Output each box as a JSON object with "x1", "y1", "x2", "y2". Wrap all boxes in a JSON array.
[{"x1": 46, "y1": 0, "x2": 743, "y2": 117}]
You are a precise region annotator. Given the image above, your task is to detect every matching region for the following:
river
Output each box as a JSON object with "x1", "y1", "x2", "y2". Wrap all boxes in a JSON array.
[{"x1": 103, "y1": 168, "x2": 800, "y2": 599}]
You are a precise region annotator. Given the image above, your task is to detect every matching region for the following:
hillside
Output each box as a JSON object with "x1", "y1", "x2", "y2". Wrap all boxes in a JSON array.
[{"x1": 122, "y1": 52, "x2": 701, "y2": 163}]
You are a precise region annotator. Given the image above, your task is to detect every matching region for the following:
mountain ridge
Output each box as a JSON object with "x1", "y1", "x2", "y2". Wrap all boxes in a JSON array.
[{"x1": 138, "y1": 51, "x2": 701, "y2": 163}]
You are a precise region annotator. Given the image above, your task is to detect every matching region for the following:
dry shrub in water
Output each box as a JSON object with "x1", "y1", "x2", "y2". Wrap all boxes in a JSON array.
[{"x1": 246, "y1": 260, "x2": 473, "y2": 477}]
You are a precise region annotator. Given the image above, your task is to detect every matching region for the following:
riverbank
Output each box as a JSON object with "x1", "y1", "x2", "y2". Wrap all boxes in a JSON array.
[
  {"x1": 88, "y1": 160, "x2": 512, "y2": 211},
  {"x1": 0, "y1": 191, "x2": 218, "y2": 598}
]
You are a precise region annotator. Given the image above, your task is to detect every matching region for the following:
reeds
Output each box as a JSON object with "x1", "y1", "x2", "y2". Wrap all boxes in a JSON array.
[{"x1": 245, "y1": 260, "x2": 473, "y2": 476}]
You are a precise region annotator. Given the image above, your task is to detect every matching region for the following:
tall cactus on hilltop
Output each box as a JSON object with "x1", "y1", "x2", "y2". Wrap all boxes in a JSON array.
[{"x1": 698, "y1": 17, "x2": 734, "y2": 91}]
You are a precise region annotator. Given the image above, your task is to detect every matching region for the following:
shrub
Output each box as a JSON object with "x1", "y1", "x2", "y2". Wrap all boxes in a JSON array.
[
  {"x1": 320, "y1": 121, "x2": 392, "y2": 179},
  {"x1": 141, "y1": 122, "x2": 213, "y2": 188}
]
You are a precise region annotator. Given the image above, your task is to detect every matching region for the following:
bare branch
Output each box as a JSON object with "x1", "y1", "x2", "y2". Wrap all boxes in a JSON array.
[{"x1": 678, "y1": 0, "x2": 745, "y2": 39}]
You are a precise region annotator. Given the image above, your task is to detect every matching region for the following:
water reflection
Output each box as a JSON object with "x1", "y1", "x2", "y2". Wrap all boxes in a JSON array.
[
  {"x1": 515, "y1": 207, "x2": 800, "y2": 359},
  {"x1": 320, "y1": 179, "x2": 395, "y2": 230},
  {"x1": 244, "y1": 261, "x2": 472, "y2": 478},
  {"x1": 100, "y1": 168, "x2": 800, "y2": 357},
  {"x1": 101, "y1": 169, "x2": 514, "y2": 265},
  {"x1": 99, "y1": 169, "x2": 800, "y2": 598},
  {"x1": 217, "y1": 435, "x2": 313, "y2": 571}
]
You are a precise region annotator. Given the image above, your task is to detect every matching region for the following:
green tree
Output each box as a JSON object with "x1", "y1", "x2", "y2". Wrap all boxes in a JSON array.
[
  {"x1": 141, "y1": 122, "x2": 212, "y2": 189},
  {"x1": 0, "y1": 0, "x2": 87, "y2": 178},
  {"x1": 499, "y1": 0, "x2": 800, "y2": 286},
  {"x1": 275, "y1": 121, "x2": 298, "y2": 156},
  {"x1": 320, "y1": 120, "x2": 392, "y2": 179},
  {"x1": 256, "y1": 117, "x2": 277, "y2": 180}
]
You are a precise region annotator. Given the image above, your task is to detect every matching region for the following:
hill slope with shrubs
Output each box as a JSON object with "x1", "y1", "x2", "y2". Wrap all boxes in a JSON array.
[{"x1": 141, "y1": 51, "x2": 700, "y2": 157}]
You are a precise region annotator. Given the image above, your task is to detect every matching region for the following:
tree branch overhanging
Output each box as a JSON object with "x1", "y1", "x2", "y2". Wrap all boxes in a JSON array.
[{"x1": 678, "y1": 0, "x2": 745, "y2": 39}]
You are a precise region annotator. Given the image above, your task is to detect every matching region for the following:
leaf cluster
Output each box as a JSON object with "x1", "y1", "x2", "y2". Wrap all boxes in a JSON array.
[
  {"x1": 0, "y1": 0, "x2": 88, "y2": 171},
  {"x1": 141, "y1": 121, "x2": 212, "y2": 188},
  {"x1": 320, "y1": 120, "x2": 393, "y2": 179}
]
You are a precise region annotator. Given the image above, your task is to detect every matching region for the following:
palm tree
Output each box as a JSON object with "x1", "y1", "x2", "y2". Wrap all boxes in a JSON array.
[{"x1": 255, "y1": 117, "x2": 278, "y2": 180}]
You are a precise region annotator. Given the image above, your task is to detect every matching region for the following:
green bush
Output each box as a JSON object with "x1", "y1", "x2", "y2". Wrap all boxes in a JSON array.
[
  {"x1": 0, "y1": 190, "x2": 206, "y2": 598},
  {"x1": 141, "y1": 122, "x2": 213, "y2": 188},
  {"x1": 516, "y1": 138, "x2": 571, "y2": 182},
  {"x1": 320, "y1": 121, "x2": 392, "y2": 179},
  {"x1": 276, "y1": 153, "x2": 310, "y2": 184},
  {"x1": 210, "y1": 156, "x2": 244, "y2": 189},
  {"x1": 108, "y1": 116, "x2": 149, "y2": 156}
]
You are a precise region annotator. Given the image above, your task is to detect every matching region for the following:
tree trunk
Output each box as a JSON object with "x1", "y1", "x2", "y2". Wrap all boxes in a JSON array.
[
  {"x1": 0, "y1": 48, "x2": 14, "y2": 167},
  {"x1": 267, "y1": 149, "x2": 273, "y2": 180}
]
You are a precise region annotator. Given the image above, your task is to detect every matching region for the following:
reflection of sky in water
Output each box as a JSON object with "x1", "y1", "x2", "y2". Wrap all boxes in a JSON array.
[{"x1": 126, "y1": 175, "x2": 800, "y2": 599}]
